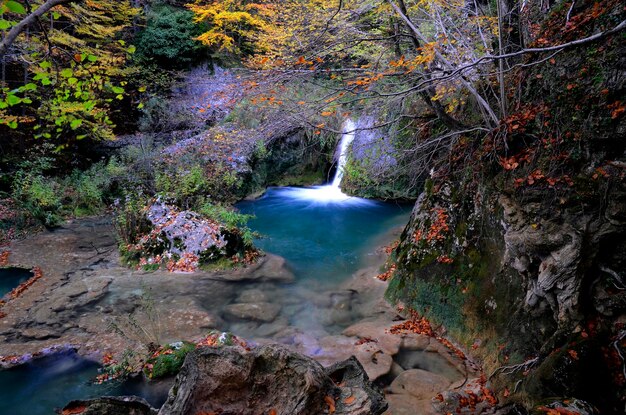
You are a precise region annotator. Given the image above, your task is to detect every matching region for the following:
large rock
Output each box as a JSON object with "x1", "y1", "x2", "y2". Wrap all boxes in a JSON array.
[
  {"x1": 159, "y1": 344, "x2": 387, "y2": 415},
  {"x1": 388, "y1": 369, "x2": 451, "y2": 399},
  {"x1": 222, "y1": 302, "x2": 281, "y2": 322}
]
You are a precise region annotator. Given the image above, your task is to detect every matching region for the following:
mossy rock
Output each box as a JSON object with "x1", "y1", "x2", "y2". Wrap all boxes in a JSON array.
[{"x1": 143, "y1": 341, "x2": 196, "y2": 379}]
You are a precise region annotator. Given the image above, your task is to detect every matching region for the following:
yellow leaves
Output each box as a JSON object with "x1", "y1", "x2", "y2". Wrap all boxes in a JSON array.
[
  {"x1": 320, "y1": 111, "x2": 334, "y2": 117},
  {"x1": 187, "y1": 0, "x2": 270, "y2": 53},
  {"x1": 196, "y1": 32, "x2": 235, "y2": 50}
]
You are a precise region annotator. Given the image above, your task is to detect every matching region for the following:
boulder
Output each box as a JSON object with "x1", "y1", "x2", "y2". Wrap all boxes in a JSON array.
[
  {"x1": 222, "y1": 302, "x2": 281, "y2": 322},
  {"x1": 343, "y1": 320, "x2": 402, "y2": 355},
  {"x1": 236, "y1": 288, "x2": 269, "y2": 303},
  {"x1": 388, "y1": 369, "x2": 451, "y2": 399},
  {"x1": 159, "y1": 344, "x2": 387, "y2": 415},
  {"x1": 383, "y1": 394, "x2": 437, "y2": 415},
  {"x1": 354, "y1": 344, "x2": 394, "y2": 381}
]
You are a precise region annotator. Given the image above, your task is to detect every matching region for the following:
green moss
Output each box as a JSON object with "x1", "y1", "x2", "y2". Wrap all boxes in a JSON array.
[{"x1": 144, "y1": 341, "x2": 196, "y2": 379}]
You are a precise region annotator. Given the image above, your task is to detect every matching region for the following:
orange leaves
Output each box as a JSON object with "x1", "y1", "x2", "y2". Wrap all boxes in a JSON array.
[
  {"x1": 426, "y1": 208, "x2": 449, "y2": 243},
  {"x1": 269, "y1": 409, "x2": 278, "y2": 415},
  {"x1": 592, "y1": 166, "x2": 610, "y2": 180},
  {"x1": 166, "y1": 253, "x2": 199, "y2": 272},
  {"x1": 514, "y1": 170, "x2": 573, "y2": 189},
  {"x1": 607, "y1": 101, "x2": 625, "y2": 119},
  {"x1": 343, "y1": 395, "x2": 356, "y2": 405},
  {"x1": 346, "y1": 73, "x2": 384, "y2": 88},
  {"x1": 537, "y1": 406, "x2": 581, "y2": 415},
  {"x1": 389, "y1": 312, "x2": 435, "y2": 337},
  {"x1": 8, "y1": 266, "x2": 43, "y2": 300},
  {"x1": 412, "y1": 230, "x2": 422, "y2": 242},
  {"x1": 320, "y1": 111, "x2": 334, "y2": 117},
  {"x1": 324, "y1": 395, "x2": 336, "y2": 414},
  {"x1": 526, "y1": 169, "x2": 544, "y2": 185},
  {"x1": 376, "y1": 263, "x2": 396, "y2": 281},
  {"x1": 61, "y1": 405, "x2": 87, "y2": 415},
  {"x1": 0, "y1": 251, "x2": 8, "y2": 266},
  {"x1": 499, "y1": 156, "x2": 519, "y2": 171},
  {"x1": 436, "y1": 255, "x2": 454, "y2": 264}
]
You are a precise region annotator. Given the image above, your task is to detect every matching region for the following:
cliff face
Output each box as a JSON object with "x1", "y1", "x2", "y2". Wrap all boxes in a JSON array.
[{"x1": 386, "y1": 0, "x2": 626, "y2": 412}]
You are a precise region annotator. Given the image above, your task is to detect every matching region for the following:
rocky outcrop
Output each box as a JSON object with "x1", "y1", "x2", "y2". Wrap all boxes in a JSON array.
[
  {"x1": 387, "y1": 177, "x2": 626, "y2": 412},
  {"x1": 159, "y1": 345, "x2": 387, "y2": 415}
]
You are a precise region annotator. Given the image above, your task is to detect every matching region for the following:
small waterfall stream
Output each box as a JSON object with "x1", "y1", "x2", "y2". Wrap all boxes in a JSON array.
[
  {"x1": 331, "y1": 118, "x2": 356, "y2": 189},
  {"x1": 271, "y1": 118, "x2": 364, "y2": 204}
]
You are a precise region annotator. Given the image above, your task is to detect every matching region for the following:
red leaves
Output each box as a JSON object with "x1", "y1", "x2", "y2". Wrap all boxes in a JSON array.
[
  {"x1": 436, "y1": 255, "x2": 454, "y2": 264},
  {"x1": 607, "y1": 101, "x2": 625, "y2": 119},
  {"x1": 324, "y1": 395, "x2": 336, "y2": 414},
  {"x1": 0, "y1": 251, "x2": 9, "y2": 266},
  {"x1": 375, "y1": 263, "x2": 396, "y2": 281},
  {"x1": 389, "y1": 311, "x2": 435, "y2": 337},
  {"x1": 8, "y1": 266, "x2": 43, "y2": 300},
  {"x1": 426, "y1": 208, "x2": 449, "y2": 243},
  {"x1": 343, "y1": 395, "x2": 356, "y2": 405},
  {"x1": 62, "y1": 405, "x2": 87, "y2": 415}
]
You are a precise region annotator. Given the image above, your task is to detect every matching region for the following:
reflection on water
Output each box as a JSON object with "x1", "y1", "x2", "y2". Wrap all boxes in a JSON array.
[
  {"x1": 0, "y1": 267, "x2": 33, "y2": 297},
  {"x1": 1, "y1": 186, "x2": 411, "y2": 414},
  {"x1": 237, "y1": 186, "x2": 411, "y2": 281},
  {"x1": 0, "y1": 350, "x2": 169, "y2": 415}
]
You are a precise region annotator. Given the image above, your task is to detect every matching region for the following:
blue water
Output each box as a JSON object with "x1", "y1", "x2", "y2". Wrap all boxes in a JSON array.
[
  {"x1": 0, "y1": 267, "x2": 33, "y2": 297},
  {"x1": 0, "y1": 186, "x2": 411, "y2": 414},
  {"x1": 0, "y1": 351, "x2": 169, "y2": 415},
  {"x1": 237, "y1": 186, "x2": 411, "y2": 282}
]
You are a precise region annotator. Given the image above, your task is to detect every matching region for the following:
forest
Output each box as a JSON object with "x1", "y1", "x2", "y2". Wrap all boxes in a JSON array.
[{"x1": 0, "y1": 0, "x2": 624, "y2": 414}]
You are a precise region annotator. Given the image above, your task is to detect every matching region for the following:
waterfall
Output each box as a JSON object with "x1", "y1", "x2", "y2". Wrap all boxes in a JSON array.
[
  {"x1": 275, "y1": 118, "x2": 373, "y2": 205},
  {"x1": 331, "y1": 119, "x2": 356, "y2": 189}
]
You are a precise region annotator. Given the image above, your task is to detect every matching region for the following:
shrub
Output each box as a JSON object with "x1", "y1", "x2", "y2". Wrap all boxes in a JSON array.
[{"x1": 135, "y1": 5, "x2": 207, "y2": 69}]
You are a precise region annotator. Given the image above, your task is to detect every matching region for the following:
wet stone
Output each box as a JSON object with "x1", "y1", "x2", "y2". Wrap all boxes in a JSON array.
[{"x1": 222, "y1": 302, "x2": 281, "y2": 323}]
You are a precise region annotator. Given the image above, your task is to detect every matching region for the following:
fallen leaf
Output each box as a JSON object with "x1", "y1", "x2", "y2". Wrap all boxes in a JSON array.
[
  {"x1": 62, "y1": 405, "x2": 87, "y2": 415},
  {"x1": 344, "y1": 395, "x2": 356, "y2": 405},
  {"x1": 325, "y1": 395, "x2": 336, "y2": 414}
]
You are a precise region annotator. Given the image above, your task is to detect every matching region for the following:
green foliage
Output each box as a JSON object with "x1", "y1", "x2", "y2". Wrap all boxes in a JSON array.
[
  {"x1": 1, "y1": 1, "x2": 139, "y2": 144},
  {"x1": 198, "y1": 201, "x2": 256, "y2": 247},
  {"x1": 144, "y1": 341, "x2": 196, "y2": 379},
  {"x1": 155, "y1": 164, "x2": 210, "y2": 208},
  {"x1": 136, "y1": 5, "x2": 207, "y2": 68},
  {"x1": 386, "y1": 272, "x2": 465, "y2": 333},
  {"x1": 7, "y1": 145, "x2": 128, "y2": 227}
]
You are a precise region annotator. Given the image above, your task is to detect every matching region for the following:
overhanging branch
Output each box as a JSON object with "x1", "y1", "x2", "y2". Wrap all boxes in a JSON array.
[{"x1": 0, "y1": 0, "x2": 77, "y2": 57}]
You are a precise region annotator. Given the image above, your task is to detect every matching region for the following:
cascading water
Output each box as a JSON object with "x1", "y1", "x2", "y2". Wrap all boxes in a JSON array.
[
  {"x1": 331, "y1": 118, "x2": 356, "y2": 189},
  {"x1": 275, "y1": 119, "x2": 368, "y2": 204}
]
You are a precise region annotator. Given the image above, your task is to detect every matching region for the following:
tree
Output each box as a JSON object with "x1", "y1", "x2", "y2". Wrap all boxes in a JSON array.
[
  {"x1": 186, "y1": 0, "x2": 272, "y2": 56},
  {"x1": 1, "y1": 0, "x2": 139, "y2": 145},
  {"x1": 136, "y1": 4, "x2": 206, "y2": 68}
]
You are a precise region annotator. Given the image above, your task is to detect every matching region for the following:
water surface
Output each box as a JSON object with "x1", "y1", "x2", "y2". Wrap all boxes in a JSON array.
[
  {"x1": 237, "y1": 186, "x2": 411, "y2": 282},
  {"x1": 0, "y1": 267, "x2": 33, "y2": 297},
  {"x1": 0, "y1": 351, "x2": 168, "y2": 415}
]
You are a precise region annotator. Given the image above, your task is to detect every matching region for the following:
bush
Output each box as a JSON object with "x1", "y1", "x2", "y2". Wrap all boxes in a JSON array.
[
  {"x1": 135, "y1": 5, "x2": 207, "y2": 69},
  {"x1": 143, "y1": 341, "x2": 196, "y2": 379}
]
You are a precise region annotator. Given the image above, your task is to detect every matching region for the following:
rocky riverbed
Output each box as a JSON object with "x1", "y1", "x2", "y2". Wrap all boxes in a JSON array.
[{"x1": 0, "y1": 216, "x2": 480, "y2": 414}]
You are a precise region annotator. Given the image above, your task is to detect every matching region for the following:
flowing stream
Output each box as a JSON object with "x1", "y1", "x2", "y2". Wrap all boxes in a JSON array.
[{"x1": 0, "y1": 119, "x2": 415, "y2": 414}]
